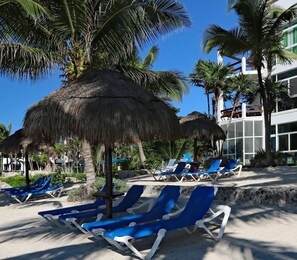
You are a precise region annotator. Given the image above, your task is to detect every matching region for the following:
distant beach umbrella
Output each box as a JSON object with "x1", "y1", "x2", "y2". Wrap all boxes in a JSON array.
[
  {"x1": 0, "y1": 129, "x2": 55, "y2": 190},
  {"x1": 23, "y1": 69, "x2": 181, "y2": 218},
  {"x1": 180, "y1": 112, "x2": 226, "y2": 161}
]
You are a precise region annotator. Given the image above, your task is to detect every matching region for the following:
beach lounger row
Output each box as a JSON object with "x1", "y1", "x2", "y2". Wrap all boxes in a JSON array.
[
  {"x1": 152, "y1": 159, "x2": 242, "y2": 182},
  {"x1": 4, "y1": 177, "x2": 64, "y2": 203},
  {"x1": 38, "y1": 184, "x2": 231, "y2": 259}
]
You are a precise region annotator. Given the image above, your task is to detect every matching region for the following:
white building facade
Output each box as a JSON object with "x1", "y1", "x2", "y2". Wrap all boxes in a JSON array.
[{"x1": 218, "y1": 0, "x2": 297, "y2": 165}]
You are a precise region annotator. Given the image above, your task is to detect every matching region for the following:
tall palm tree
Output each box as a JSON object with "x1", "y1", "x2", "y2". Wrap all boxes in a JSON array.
[
  {"x1": 203, "y1": 0, "x2": 297, "y2": 164},
  {"x1": 189, "y1": 60, "x2": 233, "y2": 121},
  {"x1": 1, "y1": 0, "x2": 190, "y2": 190},
  {"x1": 122, "y1": 45, "x2": 188, "y2": 166}
]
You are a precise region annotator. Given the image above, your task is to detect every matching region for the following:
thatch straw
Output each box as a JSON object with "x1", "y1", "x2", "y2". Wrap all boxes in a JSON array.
[
  {"x1": 180, "y1": 115, "x2": 226, "y2": 141},
  {"x1": 0, "y1": 129, "x2": 55, "y2": 155},
  {"x1": 23, "y1": 69, "x2": 181, "y2": 145}
]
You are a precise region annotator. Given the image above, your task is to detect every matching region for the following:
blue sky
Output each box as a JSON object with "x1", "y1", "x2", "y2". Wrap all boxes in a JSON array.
[{"x1": 0, "y1": 0, "x2": 238, "y2": 133}]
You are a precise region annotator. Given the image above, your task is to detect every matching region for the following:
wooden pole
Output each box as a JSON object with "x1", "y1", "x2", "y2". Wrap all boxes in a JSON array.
[
  {"x1": 25, "y1": 152, "x2": 30, "y2": 190},
  {"x1": 104, "y1": 145, "x2": 113, "y2": 218}
]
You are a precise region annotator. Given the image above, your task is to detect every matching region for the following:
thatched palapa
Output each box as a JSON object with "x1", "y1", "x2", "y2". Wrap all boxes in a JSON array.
[
  {"x1": 24, "y1": 69, "x2": 181, "y2": 145},
  {"x1": 23, "y1": 69, "x2": 181, "y2": 218}
]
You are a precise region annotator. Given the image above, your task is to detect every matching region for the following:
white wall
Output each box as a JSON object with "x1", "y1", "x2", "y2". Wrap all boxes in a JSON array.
[{"x1": 275, "y1": 0, "x2": 297, "y2": 9}]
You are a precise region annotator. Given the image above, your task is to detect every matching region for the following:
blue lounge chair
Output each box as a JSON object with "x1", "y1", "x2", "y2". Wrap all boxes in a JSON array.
[
  {"x1": 152, "y1": 162, "x2": 186, "y2": 181},
  {"x1": 153, "y1": 159, "x2": 176, "y2": 173},
  {"x1": 214, "y1": 159, "x2": 242, "y2": 181},
  {"x1": 164, "y1": 164, "x2": 199, "y2": 181},
  {"x1": 59, "y1": 185, "x2": 145, "y2": 232},
  {"x1": 0, "y1": 177, "x2": 46, "y2": 193},
  {"x1": 182, "y1": 153, "x2": 192, "y2": 162},
  {"x1": 81, "y1": 185, "x2": 181, "y2": 237},
  {"x1": 8, "y1": 181, "x2": 63, "y2": 203},
  {"x1": 180, "y1": 159, "x2": 222, "y2": 182},
  {"x1": 6, "y1": 177, "x2": 52, "y2": 200},
  {"x1": 38, "y1": 184, "x2": 111, "y2": 225},
  {"x1": 102, "y1": 186, "x2": 231, "y2": 260}
]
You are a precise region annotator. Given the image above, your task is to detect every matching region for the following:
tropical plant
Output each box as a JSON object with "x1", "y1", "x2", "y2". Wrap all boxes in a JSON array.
[
  {"x1": 203, "y1": 0, "x2": 297, "y2": 164},
  {"x1": 189, "y1": 60, "x2": 233, "y2": 120},
  {"x1": 1, "y1": 1, "x2": 190, "y2": 191},
  {"x1": 121, "y1": 45, "x2": 188, "y2": 166},
  {"x1": 0, "y1": 123, "x2": 12, "y2": 142}
]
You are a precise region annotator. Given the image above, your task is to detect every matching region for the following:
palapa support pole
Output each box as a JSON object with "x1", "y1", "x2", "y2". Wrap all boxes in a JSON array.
[
  {"x1": 25, "y1": 152, "x2": 30, "y2": 191},
  {"x1": 104, "y1": 145, "x2": 113, "y2": 219}
]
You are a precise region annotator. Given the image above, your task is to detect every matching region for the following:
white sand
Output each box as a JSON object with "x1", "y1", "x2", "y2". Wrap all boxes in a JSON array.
[{"x1": 0, "y1": 167, "x2": 297, "y2": 259}]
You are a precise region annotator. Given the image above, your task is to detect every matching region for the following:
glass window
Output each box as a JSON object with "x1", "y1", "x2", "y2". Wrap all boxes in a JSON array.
[
  {"x1": 279, "y1": 135, "x2": 289, "y2": 151},
  {"x1": 254, "y1": 137, "x2": 262, "y2": 152},
  {"x1": 290, "y1": 134, "x2": 297, "y2": 150},
  {"x1": 271, "y1": 137, "x2": 276, "y2": 151},
  {"x1": 223, "y1": 141, "x2": 227, "y2": 155},
  {"x1": 236, "y1": 138, "x2": 243, "y2": 158},
  {"x1": 236, "y1": 122, "x2": 243, "y2": 137},
  {"x1": 271, "y1": 125, "x2": 276, "y2": 135},
  {"x1": 228, "y1": 139, "x2": 235, "y2": 154},
  {"x1": 293, "y1": 28, "x2": 297, "y2": 44},
  {"x1": 245, "y1": 121, "x2": 253, "y2": 136},
  {"x1": 228, "y1": 123, "x2": 235, "y2": 138},
  {"x1": 278, "y1": 122, "x2": 297, "y2": 133},
  {"x1": 254, "y1": 121, "x2": 262, "y2": 136},
  {"x1": 245, "y1": 154, "x2": 253, "y2": 166},
  {"x1": 283, "y1": 31, "x2": 288, "y2": 47},
  {"x1": 278, "y1": 68, "x2": 297, "y2": 80},
  {"x1": 245, "y1": 137, "x2": 253, "y2": 153},
  {"x1": 290, "y1": 77, "x2": 297, "y2": 96}
]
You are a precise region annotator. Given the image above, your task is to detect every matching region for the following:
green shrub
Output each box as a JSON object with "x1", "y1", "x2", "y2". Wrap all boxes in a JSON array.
[
  {"x1": 0, "y1": 173, "x2": 47, "y2": 187},
  {"x1": 67, "y1": 177, "x2": 129, "y2": 202},
  {"x1": 49, "y1": 169, "x2": 65, "y2": 185}
]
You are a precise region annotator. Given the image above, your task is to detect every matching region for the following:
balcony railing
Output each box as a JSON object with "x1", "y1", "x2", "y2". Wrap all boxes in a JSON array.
[{"x1": 220, "y1": 103, "x2": 263, "y2": 120}]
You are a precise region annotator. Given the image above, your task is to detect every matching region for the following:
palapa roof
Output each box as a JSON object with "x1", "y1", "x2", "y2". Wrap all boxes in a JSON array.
[
  {"x1": 180, "y1": 112, "x2": 226, "y2": 141},
  {"x1": 0, "y1": 129, "x2": 55, "y2": 154},
  {"x1": 23, "y1": 69, "x2": 181, "y2": 145}
]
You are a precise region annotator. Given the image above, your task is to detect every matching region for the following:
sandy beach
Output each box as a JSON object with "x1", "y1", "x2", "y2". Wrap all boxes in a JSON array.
[{"x1": 1, "y1": 167, "x2": 297, "y2": 260}]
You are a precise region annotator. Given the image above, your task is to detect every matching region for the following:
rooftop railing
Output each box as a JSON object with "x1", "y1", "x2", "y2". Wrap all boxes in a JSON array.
[{"x1": 220, "y1": 103, "x2": 263, "y2": 120}]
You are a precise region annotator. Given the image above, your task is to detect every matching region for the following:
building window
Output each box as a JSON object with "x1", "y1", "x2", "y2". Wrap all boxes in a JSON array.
[
  {"x1": 290, "y1": 134, "x2": 297, "y2": 150},
  {"x1": 283, "y1": 31, "x2": 288, "y2": 47},
  {"x1": 236, "y1": 122, "x2": 243, "y2": 137},
  {"x1": 279, "y1": 135, "x2": 289, "y2": 151},
  {"x1": 228, "y1": 123, "x2": 235, "y2": 138},
  {"x1": 254, "y1": 121, "x2": 262, "y2": 136},
  {"x1": 271, "y1": 137, "x2": 276, "y2": 151},
  {"x1": 271, "y1": 125, "x2": 276, "y2": 135},
  {"x1": 245, "y1": 121, "x2": 253, "y2": 136},
  {"x1": 255, "y1": 137, "x2": 262, "y2": 152},
  {"x1": 245, "y1": 138, "x2": 253, "y2": 153},
  {"x1": 278, "y1": 122, "x2": 297, "y2": 134}
]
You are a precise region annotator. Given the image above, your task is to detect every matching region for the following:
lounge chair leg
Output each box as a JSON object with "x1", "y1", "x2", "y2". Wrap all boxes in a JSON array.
[
  {"x1": 196, "y1": 205, "x2": 231, "y2": 240},
  {"x1": 24, "y1": 194, "x2": 32, "y2": 203},
  {"x1": 113, "y1": 229, "x2": 166, "y2": 260}
]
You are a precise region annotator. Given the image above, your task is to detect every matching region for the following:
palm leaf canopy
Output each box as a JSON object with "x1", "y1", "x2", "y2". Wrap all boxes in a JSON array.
[
  {"x1": 180, "y1": 112, "x2": 225, "y2": 141},
  {"x1": 23, "y1": 69, "x2": 181, "y2": 145}
]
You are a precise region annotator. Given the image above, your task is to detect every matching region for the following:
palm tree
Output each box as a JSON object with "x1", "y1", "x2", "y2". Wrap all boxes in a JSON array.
[
  {"x1": 189, "y1": 60, "x2": 233, "y2": 121},
  {"x1": 122, "y1": 45, "x2": 188, "y2": 166},
  {"x1": 1, "y1": 0, "x2": 190, "y2": 190},
  {"x1": 203, "y1": 0, "x2": 297, "y2": 164}
]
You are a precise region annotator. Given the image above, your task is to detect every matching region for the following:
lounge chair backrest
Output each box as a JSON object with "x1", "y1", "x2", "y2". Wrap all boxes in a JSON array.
[
  {"x1": 177, "y1": 186, "x2": 215, "y2": 225},
  {"x1": 150, "y1": 186, "x2": 181, "y2": 215},
  {"x1": 32, "y1": 177, "x2": 45, "y2": 187},
  {"x1": 167, "y1": 159, "x2": 176, "y2": 167},
  {"x1": 225, "y1": 159, "x2": 238, "y2": 170},
  {"x1": 35, "y1": 177, "x2": 51, "y2": 191},
  {"x1": 113, "y1": 185, "x2": 145, "y2": 212},
  {"x1": 172, "y1": 162, "x2": 186, "y2": 174},
  {"x1": 206, "y1": 159, "x2": 222, "y2": 173}
]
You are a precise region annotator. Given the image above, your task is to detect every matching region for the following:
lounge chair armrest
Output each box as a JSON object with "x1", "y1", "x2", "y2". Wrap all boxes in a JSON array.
[
  {"x1": 196, "y1": 205, "x2": 231, "y2": 240},
  {"x1": 162, "y1": 206, "x2": 185, "y2": 220},
  {"x1": 127, "y1": 198, "x2": 155, "y2": 214}
]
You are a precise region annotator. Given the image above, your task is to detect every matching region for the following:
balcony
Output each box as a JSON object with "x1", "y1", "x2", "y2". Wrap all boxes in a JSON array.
[{"x1": 220, "y1": 103, "x2": 263, "y2": 121}]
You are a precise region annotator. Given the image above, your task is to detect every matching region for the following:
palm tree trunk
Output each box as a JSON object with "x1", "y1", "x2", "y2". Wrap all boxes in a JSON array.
[
  {"x1": 137, "y1": 141, "x2": 146, "y2": 167},
  {"x1": 207, "y1": 93, "x2": 211, "y2": 117},
  {"x1": 257, "y1": 68, "x2": 273, "y2": 165},
  {"x1": 82, "y1": 140, "x2": 96, "y2": 193},
  {"x1": 104, "y1": 145, "x2": 113, "y2": 219}
]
